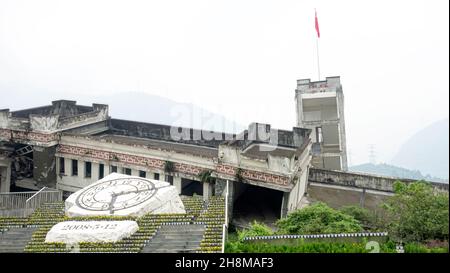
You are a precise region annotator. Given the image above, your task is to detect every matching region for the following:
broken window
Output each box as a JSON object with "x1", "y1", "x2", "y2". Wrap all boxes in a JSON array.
[
  {"x1": 111, "y1": 165, "x2": 117, "y2": 173},
  {"x1": 72, "y1": 159, "x2": 78, "y2": 176},
  {"x1": 124, "y1": 168, "x2": 132, "y2": 175},
  {"x1": 99, "y1": 164, "x2": 104, "y2": 179},
  {"x1": 59, "y1": 157, "x2": 65, "y2": 174},
  {"x1": 85, "y1": 161, "x2": 92, "y2": 178},
  {"x1": 139, "y1": 170, "x2": 146, "y2": 178},
  {"x1": 315, "y1": 127, "x2": 323, "y2": 143},
  {"x1": 154, "y1": 173, "x2": 160, "y2": 180}
]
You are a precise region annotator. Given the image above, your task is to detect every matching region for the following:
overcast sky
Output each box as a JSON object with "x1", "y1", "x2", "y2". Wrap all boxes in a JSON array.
[{"x1": 0, "y1": 0, "x2": 448, "y2": 166}]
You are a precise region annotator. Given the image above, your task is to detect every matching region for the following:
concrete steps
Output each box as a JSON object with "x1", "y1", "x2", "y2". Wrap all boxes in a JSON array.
[
  {"x1": 142, "y1": 224, "x2": 205, "y2": 253},
  {"x1": 0, "y1": 227, "x2": 36, "y2": 253}
]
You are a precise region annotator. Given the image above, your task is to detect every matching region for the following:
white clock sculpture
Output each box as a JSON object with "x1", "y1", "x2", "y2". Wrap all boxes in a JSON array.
[
  {"x1": 75, "y1": 177, "x2": 169, "y2": 214},
  {"x1": 65, "y1": 173, "x2": 186, "y2": 217}
]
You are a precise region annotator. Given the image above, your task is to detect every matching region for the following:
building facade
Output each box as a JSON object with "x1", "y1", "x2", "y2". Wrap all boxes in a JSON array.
[
  {"x1": 295, "y1": 76, "x2": 348, "y2": 171},
  {"x1": 0, "y1": 99, "x2": 312, "y2": 223}
]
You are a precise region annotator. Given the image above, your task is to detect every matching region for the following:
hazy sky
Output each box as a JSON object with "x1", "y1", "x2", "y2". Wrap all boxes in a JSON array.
[{"x1": 0, "y1": 0, "x2": 448, "y2": 166}]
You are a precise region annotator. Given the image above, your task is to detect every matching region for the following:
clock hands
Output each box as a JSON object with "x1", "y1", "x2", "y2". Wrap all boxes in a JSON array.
[
  {"x1": 107, "y1": 188, "x2": 152, "y2": 214},
  {"x1": 108, "y1": 193, "x2": 118, "y2": 214}
]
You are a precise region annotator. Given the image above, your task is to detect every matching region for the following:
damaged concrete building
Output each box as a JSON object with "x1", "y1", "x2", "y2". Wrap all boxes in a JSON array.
[
  {"x1": 296, "y1": 76, "x2": 348, "y2": 171},
  {"x1": 1, "y1": 77, "x2": 447, "y2": 225},
  {"x1": 0, "y1": 98, "x2": 312, "y2": 225}
]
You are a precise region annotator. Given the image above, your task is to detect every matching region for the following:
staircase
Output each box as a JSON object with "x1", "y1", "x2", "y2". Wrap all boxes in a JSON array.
[
  {"x1": 16, "y1": 145, "x2": 33, "y2": 156},
  {"x1": 0, "y1": 228, "x2": 36, "y2": 253},
  {"x1": 142, "y1": 224, "x2": 205, "y2": 253}
]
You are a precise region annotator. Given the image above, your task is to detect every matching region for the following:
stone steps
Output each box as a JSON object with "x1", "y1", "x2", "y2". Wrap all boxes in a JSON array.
[
  {"x1": 0, "y1": 228, "x2": 36, "y2": 253},
  {"x1": 142, "y1": 224, "x2": 205, "y2": 253}
]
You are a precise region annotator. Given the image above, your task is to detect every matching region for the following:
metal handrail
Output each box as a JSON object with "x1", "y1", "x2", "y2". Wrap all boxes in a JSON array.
[
  {"x1": 221, "y1": 179, "x2": 229, "y2": 253},
  {"x1": 26, "y1": 186, "x2": 48, "y2": 203}
]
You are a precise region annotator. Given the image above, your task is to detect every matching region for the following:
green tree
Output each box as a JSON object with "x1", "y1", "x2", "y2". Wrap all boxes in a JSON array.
[
  {"x1": 276, "y1": 202, "x2": 363, "y2": 234},
  {"x1": 339, "y1": 205, "x2": 380, "y2": 231},
  {"x1": 383, "y1": 181, "x2": 449, "y2": 243}
]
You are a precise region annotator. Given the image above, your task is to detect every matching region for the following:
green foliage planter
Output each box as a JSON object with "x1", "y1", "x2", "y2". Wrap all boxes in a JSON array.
[
  {"x1": 226, "y1": 241, "x2": 371, "y2": 253},
  {"x1": 0, "y1": 217, "x2": 29, "y2": 230},
  {"x1": 23, "y1": 196, "x2": 227, "y2": 253},
  {"x1": 225, "y1": 240, "x2": 449, "y2": 253}
]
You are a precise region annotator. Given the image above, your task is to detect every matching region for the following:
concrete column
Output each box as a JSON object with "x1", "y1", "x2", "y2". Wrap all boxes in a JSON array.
[
  {"x1": 131, "y1": 169, "x2": 139, "y2": 177},
  {"x1": 78, "y1": 160, "x2": 85, "y2": 186},
  {"x1": 55, "y1": 156, "x2": 61, "y2": 175},
  {"x1": 0, "y1": 167, "x2": 5, "y2": 192},
  {"x1": 280, "y1": 192, "x2": 290, "y2": 218},
  {"x1": 173, "y1": 176, "x2": 182, "y2": 194},
  {"x1": 6, "y1": 163, "x2": 11, "y2": 192},
  {"x1": 0, "y1": 164, "x2": 11, "y2": 193},
  {"x1": 203, "y1": 182, "x2": 213, "y2": 201},
  {"x1": 64, "y1": 158, "x2": 72, "y2": 176},
  {"x1": 103, "y1": 163, "x2": 110, "y2": 177},
  {"x1": 91, "y1": 162, "x2": 99, "y2": 182}
]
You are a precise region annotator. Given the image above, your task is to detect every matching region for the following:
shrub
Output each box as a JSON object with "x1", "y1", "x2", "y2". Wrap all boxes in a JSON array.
[
  {"x1": 340, "y1": 205, "x2": 380, "y2": 230},
  {"x1": 404, "y1": 242, "x2": 449, "y2": 253},
  {"x1": 276, "y1": 202, "x2": 363, "y2": 234},
  {"x1": 198, "y1": 170, "x2": 216, "y2": 184},
  {"x1": 164, "y1": 161, "x2": 175, "y2": 173},
  {"x1": 383, "y1": 181, "x2": 449, "y2": 243},
  {"x1": 237, "y1": 221, "x2": 274, "y2": 241},
  {"x1": 226, "y1": 241, "x2": 369, "y2": 253}
]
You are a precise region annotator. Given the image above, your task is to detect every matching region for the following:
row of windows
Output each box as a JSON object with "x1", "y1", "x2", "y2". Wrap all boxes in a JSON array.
[{"x1": 59, "y1": 158, "x2": 164, "y2": 180}]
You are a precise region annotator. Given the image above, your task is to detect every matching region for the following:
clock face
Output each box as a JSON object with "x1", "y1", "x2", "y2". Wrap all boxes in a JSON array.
[{"x1": 75, "y1": 177, "x2": 163, "y2": 213}]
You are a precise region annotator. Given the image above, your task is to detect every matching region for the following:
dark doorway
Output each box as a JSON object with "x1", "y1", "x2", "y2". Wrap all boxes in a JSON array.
[
  {"x1": 180, "y1": 178, "x2": 203, "y2": 196},
  {"x1": 232, "y1": 183, "x2": 283, "y2": 229}
]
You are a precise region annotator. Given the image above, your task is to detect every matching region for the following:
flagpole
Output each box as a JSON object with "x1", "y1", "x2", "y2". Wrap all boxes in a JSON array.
[
  {"x1": 316, "y1": 34, "x2": 320, "y2": 81},
  {"x1": 315, "y1": 8, "x2": 321, "y2": 81}
]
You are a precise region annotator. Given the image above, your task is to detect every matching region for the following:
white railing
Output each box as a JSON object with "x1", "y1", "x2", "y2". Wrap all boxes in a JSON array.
[
  {"x1": 221, "y1": 179, "x2": 229, "y2": 253},
  {"x1": 242, "y1": 232, "x2": 389, "y2": 241},
  {"x1": 0, "y1": 192, "x2": 35, "y2": 210},
  {"x1": 0, "y1": 187, "x2": 62, "y2": 217}
]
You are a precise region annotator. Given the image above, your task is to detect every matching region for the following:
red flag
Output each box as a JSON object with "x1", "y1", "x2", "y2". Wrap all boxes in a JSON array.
[{"x1": 315, "y1": 10, "x2": 320, "y2": 38}]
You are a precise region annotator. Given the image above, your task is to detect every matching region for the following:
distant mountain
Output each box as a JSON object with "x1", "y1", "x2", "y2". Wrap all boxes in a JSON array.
[
  {"x1": 92, "y1": 92, "x2": 246, "y2": 133},
  {"x1": 391, "y1": 118, "x2": 449, "y2": 179},
  {"x1": 349, "y1": 163, "x2": 448, "y2": 183}
]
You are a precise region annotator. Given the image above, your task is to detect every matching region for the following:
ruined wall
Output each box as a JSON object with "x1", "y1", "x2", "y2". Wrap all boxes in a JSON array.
[
  {"x1": 309, "y1": 168, "x2": 449, "y2": 192},
  {"x1": 33, "y1": 146, "x2": 57, "y2": 188},
  {"x1": 287, "y1": 167, "x2": 309, "y2": 212},
  {"x1": 307, "y1": 184, "x2": 391, "y2": 211},
  {"x1": 306, "y1": 167, "x2": 448, "y2": 211}
]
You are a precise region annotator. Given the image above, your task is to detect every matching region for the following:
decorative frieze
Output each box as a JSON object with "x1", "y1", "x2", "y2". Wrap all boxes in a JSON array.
[
  {"x1": 57, "y1": 144, "x2": 291, "y2": 186},
  {"x1": 0, "y1": 128, "x2": 57, "y2": 143}
]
